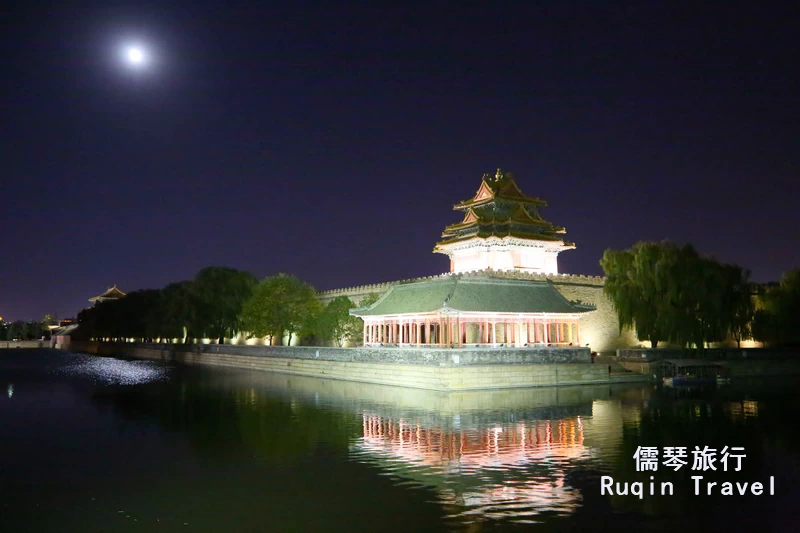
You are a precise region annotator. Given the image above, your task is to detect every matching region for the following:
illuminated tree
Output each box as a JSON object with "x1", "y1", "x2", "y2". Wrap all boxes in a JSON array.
[
  {"x1": 722, "y1": 265, "x2": 756, "y2": 348},
  {"x1": 240, "y1": 274, "x2": 320, "y2": 346},
  {"x1": 146, "y1": 281, "x2": 193, "y2": 342},
  {"x1": 316, "y1": 296, "x2": 361, "y2": 347},
  {"x1": 600, "y1": 242, "x2": 672, "y2": 348},
  {"x1": 602, "y1": 241, "x2": 755, "y2": 353}
]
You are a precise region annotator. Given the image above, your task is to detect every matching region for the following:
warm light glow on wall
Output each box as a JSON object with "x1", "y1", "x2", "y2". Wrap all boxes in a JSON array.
[
  {"x1": 739, "y1": 339, "x2": 763, "y2": 348},
  {"x1": 448, "y1": 244, "x2": 561, "y2": 274}
]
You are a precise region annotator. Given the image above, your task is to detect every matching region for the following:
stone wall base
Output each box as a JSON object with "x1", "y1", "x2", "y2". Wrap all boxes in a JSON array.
[{"x1": 63, "y1": 341, "x2": 648, "y2": 391}]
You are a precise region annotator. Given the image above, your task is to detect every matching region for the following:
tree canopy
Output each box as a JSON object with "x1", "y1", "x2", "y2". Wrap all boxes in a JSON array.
[
  {"x1": 315, "y1": 296, "x2": 361, "y2": 347},
  {"x1": 357, "y1": 292, "x2": 383, "y2": 309},
  {"x1": 76, "y1": 267, "x2": 257, "y2": 343},
  {"x1": 2, "y1": 320, "x2": 46, "y2": 341},
  {"x1": 600, "y1": 241, "x2": 755, "y2": 352},
  {"x1": 189, "y1": 267, "x2": 258, "y2": 342},
  {"x1": 240, "y1": 274, "x2": 320, "y2": 346},
  {"x1": 752, "y1": 269, "x2": 800, "y2": 346}
]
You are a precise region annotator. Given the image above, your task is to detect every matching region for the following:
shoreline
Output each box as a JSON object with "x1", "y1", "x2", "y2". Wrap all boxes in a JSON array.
[{"x1": 54, "y1": 341, "x2": 650, "y2": 391}]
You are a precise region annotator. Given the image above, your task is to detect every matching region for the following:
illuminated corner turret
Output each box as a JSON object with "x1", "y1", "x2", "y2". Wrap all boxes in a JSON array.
[{"x1": 434, "y1": 169, "x2": 575, "y2": 274}]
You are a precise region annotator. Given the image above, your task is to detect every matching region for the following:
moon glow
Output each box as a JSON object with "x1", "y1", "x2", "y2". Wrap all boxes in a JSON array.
[
  {"x1": 127, "y1": 47, "x2": 144, "y2": 63},
  {"x1": 124, "y1": 45, "x2": 147, "y2": 67}
]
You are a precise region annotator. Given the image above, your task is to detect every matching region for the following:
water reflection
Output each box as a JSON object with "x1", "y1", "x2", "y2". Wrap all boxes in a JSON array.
[
  {"x1": 355, "y1": 414, "x2": 588, "y2": 521},
  {"x1": 53, "y1": 353, "x2": 171, "y2": 385},
  {"x1": 725, "y1": 400, "x2": 759, "y2": 420},
  {"x1": 4, "y1": 351, "x2": 800, "y2": 532},
  {"x1": 191, "y1": 372, "x2": 640, "y2": 525}
]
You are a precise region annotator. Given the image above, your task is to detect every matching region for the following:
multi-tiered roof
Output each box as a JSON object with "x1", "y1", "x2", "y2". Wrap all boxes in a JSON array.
[
  {"x1": 434, "y1": 169, "x2": 574, "y2": 252},
  {"x1": 88, "y1": 285, "x2": 126, "y2": 304}
]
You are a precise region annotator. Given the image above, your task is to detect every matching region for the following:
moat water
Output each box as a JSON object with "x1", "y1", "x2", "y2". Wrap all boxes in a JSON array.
[{"x1": 2, "y1": 349, "x2": 799, "y2": 532}]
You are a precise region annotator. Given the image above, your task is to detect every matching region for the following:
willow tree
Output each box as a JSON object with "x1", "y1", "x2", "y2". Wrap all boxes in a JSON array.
[
  {"x1": 603, "y1": 241, "x2": 757, "y2": 353},
  {"x1": 240, "y1": 274, "x2": 320, "y2": 346},
  {"x1": 600, "y1": 242, "x2": 674, "y2": 348},
  {"x1": 721, "y1": 264, "x2": 755, "y2": 348}
]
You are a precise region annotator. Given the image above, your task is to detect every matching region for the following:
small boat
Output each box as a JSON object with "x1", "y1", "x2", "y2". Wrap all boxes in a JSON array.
[
  {"x1": 658, "y1": 359, "x2": 723, "y2": 387},
  {"x1": 663, "y1": 375, "x2": 716, "y2": 386}
]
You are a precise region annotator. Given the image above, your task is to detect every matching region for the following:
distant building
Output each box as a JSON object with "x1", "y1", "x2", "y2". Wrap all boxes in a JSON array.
[{"x1": 89, "y1": 285, "x2": 126, "y2": 305}]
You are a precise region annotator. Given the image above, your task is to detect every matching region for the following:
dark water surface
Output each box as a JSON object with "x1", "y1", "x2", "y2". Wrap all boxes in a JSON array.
[{"x1": 2, "y1": 350, "x2": 800, "y2": 532}]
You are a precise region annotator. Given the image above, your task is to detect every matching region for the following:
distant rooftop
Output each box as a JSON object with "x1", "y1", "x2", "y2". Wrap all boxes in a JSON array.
[{"x1": 89, "y1": 285, "x2": 126, "y2": 303}]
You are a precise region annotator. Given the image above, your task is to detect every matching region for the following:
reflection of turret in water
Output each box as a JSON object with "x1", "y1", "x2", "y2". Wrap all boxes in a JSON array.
[
  {"x1": 91, "y1": 365, "x2": 649, "y2": 528},
  {"x1": 359, "y1": 414, "x2": 587, "y2": 469},
  {"x1": 354, "y1": 413, "x2": 588, "y2": 521}
]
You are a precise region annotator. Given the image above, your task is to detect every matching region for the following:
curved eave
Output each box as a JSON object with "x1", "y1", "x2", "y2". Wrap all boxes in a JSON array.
[
  {"x1": 443, "y1": 216, "x2": 553, "y2": 234},
  {"x1": 454, "y1": 194, "x2": 547, "y2": 211},
  {"x1": 351, "y1": 276, "x2": 594, "y2": 317},
  {"x1": 437, "y1": 231, "x2": 571, "y2": 245},
  {"x1": 356, "y1": 309, "x2": 591, "y2": 320},
  {"x1": 434, "y1": 235, "x2": 576, "y2": 251}
]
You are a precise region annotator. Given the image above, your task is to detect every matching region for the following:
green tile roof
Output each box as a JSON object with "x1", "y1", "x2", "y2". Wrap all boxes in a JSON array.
[{"x1": 351, "y1": 275, "x2": 594, "y2": 316}]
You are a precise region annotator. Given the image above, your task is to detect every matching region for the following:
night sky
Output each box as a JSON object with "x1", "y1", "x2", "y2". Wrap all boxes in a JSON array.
[{"x1": 2, "y1": 1, "x2": 798, "y2": 321}]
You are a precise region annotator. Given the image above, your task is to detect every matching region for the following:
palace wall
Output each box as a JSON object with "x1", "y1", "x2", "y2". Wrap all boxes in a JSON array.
[{"x1": 317, "y1": 270, "x2": 639, "y2": 354}]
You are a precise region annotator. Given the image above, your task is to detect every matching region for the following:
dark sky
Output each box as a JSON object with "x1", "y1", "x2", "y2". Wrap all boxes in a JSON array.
[{"x1": 2, "y1": 1, "x2": 798, "y2": 321}]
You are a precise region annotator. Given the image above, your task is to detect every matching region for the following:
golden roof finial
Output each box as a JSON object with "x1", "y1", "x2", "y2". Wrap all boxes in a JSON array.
[{"x1": 495, "y1": 168, "x2": 503, "y2": 181}]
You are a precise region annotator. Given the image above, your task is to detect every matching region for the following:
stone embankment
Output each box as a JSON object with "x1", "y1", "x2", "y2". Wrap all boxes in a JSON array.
[
  {"x1": 616, "y1": 348, "x2": 800, "y2": 377},
  {"x1": 64, "y1": 341, "x2": 649, "y2": 391},
  {"x1": 1, "y1": 340, "x2": 50, "y2": 349}
]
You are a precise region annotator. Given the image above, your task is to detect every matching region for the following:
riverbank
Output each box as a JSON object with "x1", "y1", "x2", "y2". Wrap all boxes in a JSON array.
[
  {"x1": 1, "y1": 340, "x2": 49, "y2": 349},
  {"x1": 616, "y1": 348, "x2": 800, "y2": 377},
  {"x1": 59, "y1": 341, "x2": 649, "y2": 391}
]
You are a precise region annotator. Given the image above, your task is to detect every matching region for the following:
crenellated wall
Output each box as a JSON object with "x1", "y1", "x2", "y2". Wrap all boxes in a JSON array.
[
  {"x1": 546, "y1": 275, "x2": 639, "y2": 353},
  {"x1": 317, "y1": 269, "x2": 638, "y2": 354}
]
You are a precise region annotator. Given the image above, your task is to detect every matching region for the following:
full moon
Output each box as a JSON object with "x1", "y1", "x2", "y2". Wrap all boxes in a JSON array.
[{"x1": 124, "y1": 46, "x2": 147, "y2": 66}]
